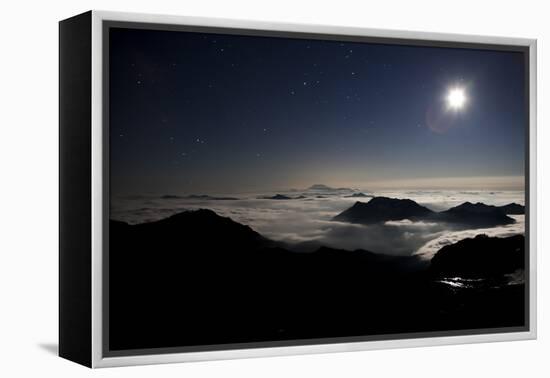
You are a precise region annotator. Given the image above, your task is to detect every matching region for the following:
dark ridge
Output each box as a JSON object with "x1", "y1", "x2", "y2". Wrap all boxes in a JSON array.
[
  {"x1": 109, "y1": 209, "x2": 526, "y2": 351},
  {"x1": 333, "y1": 197, "x2": 516, "y2": 228},
  {"x1": 332, "y1": 197, "x2": 434, "y2": 224},
  {"x1": 498, "y1": 203, "x2": 525, "y2": 215},
  {"x1": 133, "y1": 208, "x2": 267, "y2": 249},
  {"x1": 308, "y1": 184, "x2": 353, "y2": 191},
  {"x1": 344, "y1": 192, "x2": 374, "y2": 198},
  {"x1": 259, "y1": 194, "x2": 293, "y2": 200},
  {"x1": 437, "y1": 202, "x2": 515, "y2": 227},
  {"x1": 430, "y1": 234, "x2": 525, "y2": 278}
]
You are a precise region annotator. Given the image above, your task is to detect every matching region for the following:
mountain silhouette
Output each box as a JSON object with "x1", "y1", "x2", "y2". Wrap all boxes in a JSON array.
[
  {"x1": 109, "y1": 209, "x2": 525, "y2": 351},
  {"x1": 332, "y1": 197, "x2": 434, "y2": 224},
  {"x1": 437, "y1": 202, "x2": 515, "y2": 227},
  {"x1": 430, "y1": 234, "x2": 525, "y2": 278},
  {"x1": 333, "y1": 197, "x2": 516, "y2": 227},
  {"x1": 308, "y1": 184, "x2": 353, "y2": 191},
  {"x1": 498, "y1": 203, "x2": 525, "y2": 215},
  {"x1": 260, "y1": 194, "x2": 293, "y2": 200},
  {"x1": 109, "y1": 209, "x2": 423, "y2": 350},
  {"x1": 308, "y1": 184, "x2": 333, "y2": 190},
  {"x1": 344, "y1": 192, "x2": 374, "y2": 198}
]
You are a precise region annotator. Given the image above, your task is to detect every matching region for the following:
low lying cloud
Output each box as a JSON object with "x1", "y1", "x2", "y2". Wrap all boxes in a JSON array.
[
  {"x1": 384, "y1": 219, "x2": 439, "y2": 227},
  {"x1": 111, "y1": 190, "x2": 525, "y2": 258},
  {"x1": 413, "y1": 215, "x2": 525, "y2": 260}
]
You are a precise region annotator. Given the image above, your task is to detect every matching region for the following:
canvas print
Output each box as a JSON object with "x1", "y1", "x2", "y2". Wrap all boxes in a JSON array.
[{"x1": 107, "y1": 27, "x2": 527, "y2": 353}]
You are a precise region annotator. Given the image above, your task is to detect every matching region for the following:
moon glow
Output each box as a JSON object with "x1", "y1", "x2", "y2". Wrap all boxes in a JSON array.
[{"x1": 446, "y1": 87, "x2": 467, "y2": 110}]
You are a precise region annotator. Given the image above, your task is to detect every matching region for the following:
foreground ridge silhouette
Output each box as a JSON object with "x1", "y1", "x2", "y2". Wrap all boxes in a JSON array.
[{"x1": 109, "y1": 208, "x2": 525, "y2": 351}]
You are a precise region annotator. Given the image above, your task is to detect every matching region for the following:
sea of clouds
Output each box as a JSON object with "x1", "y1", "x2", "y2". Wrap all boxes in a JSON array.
[{"x1": 111, "y1": 188, "x2": 525, "y2": 259}]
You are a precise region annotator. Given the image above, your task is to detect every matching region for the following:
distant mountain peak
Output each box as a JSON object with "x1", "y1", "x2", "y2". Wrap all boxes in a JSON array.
[
  {"x1": 260, "y1": 194, "x2": 293, "y2": 200},
  {"x1": 345, "y1": 192, "x2": 373, "y2": 198},
  {"x1": 450, "y1": 201, "x2": 491, "y2": 210},
  {"x1": 307, "y1": 184, "x2": 353, "y2": 191},
  {"x1": 437, "y1": 201, "x2": 515, "y2": 226},
  {"x1": 333, "y1": 197, "x2": 517, "y2": 227},
  {"x1": 498, "y1": 202, "x2": 525, "y2": 215},
  {"x1": 333, "y1": 196, "x2": 434, "y2": 224},
  {"x1": 308, "y1": 184, "x2": 333, "y2": 190}
]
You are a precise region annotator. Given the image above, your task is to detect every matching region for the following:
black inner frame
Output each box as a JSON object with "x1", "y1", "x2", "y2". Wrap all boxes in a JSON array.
[{"x1": 102, "y1": 20, "x2": 531, "y2": 358}]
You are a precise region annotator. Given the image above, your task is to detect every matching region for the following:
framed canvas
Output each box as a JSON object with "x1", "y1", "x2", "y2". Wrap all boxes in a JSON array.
[{"x1": 59, "y1": 10, "x2": 537, "y2": 368}]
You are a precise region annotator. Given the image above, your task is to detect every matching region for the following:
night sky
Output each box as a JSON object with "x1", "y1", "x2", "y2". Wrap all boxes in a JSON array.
[{"x1": 109, "y1": 27, "x2": 526, "y2": 196}]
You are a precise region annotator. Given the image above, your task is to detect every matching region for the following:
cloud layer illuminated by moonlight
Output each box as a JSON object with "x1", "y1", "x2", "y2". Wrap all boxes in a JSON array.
[{"x1": 111, "y1": 189, "x2": 525, "y2": 258}]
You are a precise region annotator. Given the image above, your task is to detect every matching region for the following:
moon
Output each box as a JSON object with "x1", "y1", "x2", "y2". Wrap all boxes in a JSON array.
[{"x1": 446, "y1": 87, "x2": 467, "y2": 110}]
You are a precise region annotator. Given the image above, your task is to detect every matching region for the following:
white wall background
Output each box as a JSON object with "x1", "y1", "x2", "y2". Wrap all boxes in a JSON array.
[{"x1": 0, "y1": 0, "x2": 547, "y2": 376}]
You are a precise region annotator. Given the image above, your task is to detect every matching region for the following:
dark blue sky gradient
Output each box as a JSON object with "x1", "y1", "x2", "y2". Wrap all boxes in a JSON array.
[{"x1": 109, "y1": 28, "x2": 526, "y2": 195}]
